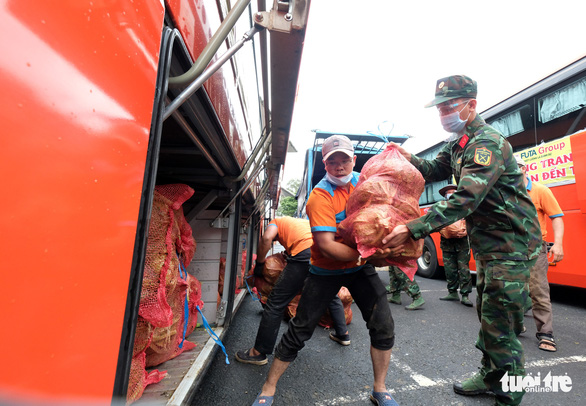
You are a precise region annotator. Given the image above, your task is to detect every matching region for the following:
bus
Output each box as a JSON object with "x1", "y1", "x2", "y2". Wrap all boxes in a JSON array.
[
  {"x1": 415, "y1": 55, "x2": 586, "y2": 289},
  {"x1": 1, "y1": 0, "x2": 310, "y2": 404}
]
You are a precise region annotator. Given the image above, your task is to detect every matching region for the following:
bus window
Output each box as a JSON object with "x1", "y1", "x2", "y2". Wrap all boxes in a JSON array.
[
  {"x1": 487, "y1": 103, "x2": 536, "y2": 150},
  {"x1": 536, "y1": 75, "x2": 586, "y2": 143}
]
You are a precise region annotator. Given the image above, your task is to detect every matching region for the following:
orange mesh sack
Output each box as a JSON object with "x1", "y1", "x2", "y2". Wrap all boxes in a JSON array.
[
  {"x1": 218, "y1": 257, "x2": 226, "y2": 297},
  {"x1": 262, "y1": 253, "x2": 287, "y2": 285},
  {"x1": 338, "y1": 144, "x2": 425, "y2": 280},
  {"x1": 439, "y1": 219, "x2": 467, "y2": 239},
  {"x1": 253, "y1": 276, "x2": 274, "y2": 305},
  {"x1": 146, "y1": 275, "x2": 195, "y2": 367},
  {"x1": 126, "y1": 350, "x2": 166, "y2": 405},
  {"x1": 140, "y1": 184, "x2": 196, "y2": 327}
]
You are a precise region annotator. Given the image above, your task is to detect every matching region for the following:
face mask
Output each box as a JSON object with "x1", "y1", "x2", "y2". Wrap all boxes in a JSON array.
[
  {"x1": 440, "y1": 102, "x2": 470, "y2": 133},
  {"x1": 326, "y1": 172, "x2": 353, "y2": 186}
]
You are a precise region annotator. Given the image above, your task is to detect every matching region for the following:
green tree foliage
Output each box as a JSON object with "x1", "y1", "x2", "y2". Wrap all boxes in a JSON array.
[
  {"x1": 276, "y1": 178, "x2": 301, "y2": 217},
  {"x1": 277, "y1": 196, "x2": 298, "y2": 217}
]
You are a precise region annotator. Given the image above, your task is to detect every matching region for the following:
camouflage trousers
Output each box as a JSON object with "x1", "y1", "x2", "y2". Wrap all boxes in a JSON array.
[
  {"x1": 388, "y1": 266, "x2": 421, "y2": 298},
  {"x1": 475, "y1": 259, "x2": 531, "y2": 406},
  {"x1": 440, "y1": 237, "x2": 472, "y2": 295}
]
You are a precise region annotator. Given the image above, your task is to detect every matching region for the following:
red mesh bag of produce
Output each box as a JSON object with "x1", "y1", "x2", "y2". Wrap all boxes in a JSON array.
[
  {"x1": 126, "y1": 350, "x2": 166, "y2": 405},
  {"x1": 338, "y1": 144, "x2": 425, "y2": 280}
]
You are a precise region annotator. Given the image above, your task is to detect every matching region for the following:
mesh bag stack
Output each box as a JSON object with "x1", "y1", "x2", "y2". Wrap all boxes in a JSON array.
[{"x1": 127, "y1": 184, "x2": 203, "y2": 404}]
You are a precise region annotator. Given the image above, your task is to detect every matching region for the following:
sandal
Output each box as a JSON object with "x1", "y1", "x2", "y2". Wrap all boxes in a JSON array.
[
  {"x1": 252, "y1": 394, "x2": 274, "y2": 405},
  {"x1": 536, "y1": 333, "x2": 557, "y2": 352},
  {"x1": 370, "y1": 391, "x2": 399, "y2": 406}
]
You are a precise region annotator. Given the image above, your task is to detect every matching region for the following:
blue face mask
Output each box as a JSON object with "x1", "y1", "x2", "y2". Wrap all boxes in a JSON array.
[
  {"x1": 440, "y1": 101, "x2": 470, "y2": 133},
  {"x1": 326, "y1": 172, "x2": 353, "y2": 186}
]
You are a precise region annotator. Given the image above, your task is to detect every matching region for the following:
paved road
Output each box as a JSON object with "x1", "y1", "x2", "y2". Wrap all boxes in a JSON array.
[{"x1": 192, "y1": 272, "x2": 586, "y2": 405}]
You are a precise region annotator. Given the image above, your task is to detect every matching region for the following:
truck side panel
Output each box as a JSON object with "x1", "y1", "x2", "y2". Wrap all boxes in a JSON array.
[{"x1": 0, "y1": 0, "x2": 164, "y2": 401}]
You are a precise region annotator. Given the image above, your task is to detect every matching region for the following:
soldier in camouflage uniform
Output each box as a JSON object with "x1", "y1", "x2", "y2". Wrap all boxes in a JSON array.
[
  {"x1": 385, "y1": 266, "x2": 425, "y2": 310},
  {"x1": 379, "y1": 75, "x2": 541, "y2": 406},
  {"x1": 438, "y1": 184, "x2": 473, "y2": 307}
]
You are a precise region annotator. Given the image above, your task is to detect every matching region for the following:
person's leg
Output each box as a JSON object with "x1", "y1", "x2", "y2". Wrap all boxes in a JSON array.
[
  {"x1": 456, "y1": 242, "x2": 473, "y2": 307},
  {"x1": 457, "y1": 243, "x2": 473, "y2": 296},
  {"x1": 347, "y1": 265, "x2": 395, "y2": 393},
  {"x1": 398, "y1": 270, "x2": 424, "y2": 310},
  {"x1": 274, "y1": 273, "x2": 342, "y2": 360},
  {"x1": 262, "y1": 274, "x2": 341, "y2": 397},
  {"x1": 530, "y1": 242, "x2": 553, "y2": 335},
  {"x1": 441, "y1": 247, "x2": 460, "y2": 300},
  {"x1": 328, "y1": 295, "x2": 348, "y2": 337},
  {"x1": 371, "y1": 346, "x2": 392, "y2": 392},
  {"x1": 252, "y1": 260, "x2": 308, "y2": 355},
  {"x1": 387, "y1": 267, "x2": 402, "y2": 304},
  {"x1": 258, "y1": 357, "x2": 290, "y2": 397},
  {"x1": 476, "y1": 261, "x2": 528, "y2": 405}
]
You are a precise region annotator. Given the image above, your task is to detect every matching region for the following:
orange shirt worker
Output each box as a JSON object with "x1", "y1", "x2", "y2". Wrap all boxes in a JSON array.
[{"x1": 251, "y1": 135, "x2": 402, "y2": 406}]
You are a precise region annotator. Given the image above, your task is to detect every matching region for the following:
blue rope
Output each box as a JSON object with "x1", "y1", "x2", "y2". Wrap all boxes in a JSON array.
[
  {"x1": 196, "y1": 305, "x2": 230, "y2": 364},
  {"x1": 244, "y1": 274, "x2": 261, "y2": 301},
  {"x1": 177, "y1": 256, "x2": 189, "y2": 349}
]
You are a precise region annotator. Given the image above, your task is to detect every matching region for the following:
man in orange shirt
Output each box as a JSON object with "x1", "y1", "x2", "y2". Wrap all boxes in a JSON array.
[
  {"x1": 516, "y1": 156, "x2": 564, "y2": 352},
  {"x1": 252, "y1": 135, "x2": 401, "y2": 406},
  {"x1": 235, "y1": 217, "x2": 349, "y2": 366}
]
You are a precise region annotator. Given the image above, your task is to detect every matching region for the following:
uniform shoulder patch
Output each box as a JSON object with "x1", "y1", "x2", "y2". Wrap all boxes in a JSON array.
[{"x1": 474, "y1": 147, "x2": 492, "y2": 166}]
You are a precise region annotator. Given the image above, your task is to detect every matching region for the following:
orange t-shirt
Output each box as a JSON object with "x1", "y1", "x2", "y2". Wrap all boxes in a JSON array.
[
  {"x1": 526, "y1": 178, "x2": 563, "y2": 240},
  {"x1": 268, "y1": 217, "x2": 313, "y2": 257},
  {"x1": 306, "y1": 173, "x2": 364, "y2": 274}
]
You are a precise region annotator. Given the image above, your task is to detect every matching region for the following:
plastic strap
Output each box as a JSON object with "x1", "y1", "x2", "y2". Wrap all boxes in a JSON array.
[
  {"x1": 244, "y1": 275, "x2": 261, "y2": 301},
  {"x1": 196, "y1": 305, "x2": 230, "y2": 364},
  {"x1": 177, "y1": 256, "x2": 189, "y2": 349}
]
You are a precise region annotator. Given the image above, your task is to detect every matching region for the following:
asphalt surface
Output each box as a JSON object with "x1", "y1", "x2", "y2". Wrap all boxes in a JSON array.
[{"x1": 191, "y1": 272, "x2": 586, "y2": 405}]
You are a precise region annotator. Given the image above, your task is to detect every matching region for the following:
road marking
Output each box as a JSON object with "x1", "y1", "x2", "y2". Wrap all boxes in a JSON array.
[
  {"x1": 527, "y1": 355, "x2": 586, "y2": 368},
  {"x1": 393, "y1": 359, "x2": 437, "y2": 386},
  {"x1": 315, "y1": 355, "x2": 586, "y2": 405}
]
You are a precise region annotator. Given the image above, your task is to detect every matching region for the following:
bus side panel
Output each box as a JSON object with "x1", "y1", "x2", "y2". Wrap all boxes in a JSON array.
[
  {"x1": 546, "y1": 130, "x2": 586, "y2": 288},
  {"x1": 166, "y1": 0, "x2": 250, "y2": 167},
  {"x1": 0, "y1": 0, "x2": 164, "y2": 401}
]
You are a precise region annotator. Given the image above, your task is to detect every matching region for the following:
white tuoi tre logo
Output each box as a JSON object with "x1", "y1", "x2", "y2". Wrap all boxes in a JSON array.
[{"x1": 500, "y1": 372, "x2": 573, "y2": 393}]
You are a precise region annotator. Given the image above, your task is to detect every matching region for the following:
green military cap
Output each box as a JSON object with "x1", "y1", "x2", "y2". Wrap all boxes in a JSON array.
[{"x1": 424, "y1": 75, "x2": 477, "y2": 108}]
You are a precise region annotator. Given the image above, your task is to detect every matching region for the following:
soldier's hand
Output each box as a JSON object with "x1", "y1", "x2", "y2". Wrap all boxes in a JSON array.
[
  {"x1": 381, "y1": 225, "x2": 412, "y2": 249},
  {"x1": 389, "y1": 142, "x2": 412, "y2": 161}
]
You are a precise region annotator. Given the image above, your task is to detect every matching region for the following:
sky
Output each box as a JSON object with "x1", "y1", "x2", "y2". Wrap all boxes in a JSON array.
[{"x1": 282, "y1": 0, "x2": 586, "y2": 187}]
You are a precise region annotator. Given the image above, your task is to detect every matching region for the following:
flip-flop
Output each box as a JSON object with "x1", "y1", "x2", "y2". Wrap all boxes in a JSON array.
[
  {"x1": 252, "y1": 394, "x2": 274, "y2": 405},
  {"x1": 370, "y1": 391, "x2": 399, "y2": 406},
  {"x1": 536, "y1": 333, "x2": 557, "y2": 352}
]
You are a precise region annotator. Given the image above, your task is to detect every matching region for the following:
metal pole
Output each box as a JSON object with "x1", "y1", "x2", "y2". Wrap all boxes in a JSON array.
[
  {"x1": 168, "y1": 0, "x2": 252, "y2": 86},
  {"x1": 164, "y1": 25, "x2": 263, "y2": 121}
]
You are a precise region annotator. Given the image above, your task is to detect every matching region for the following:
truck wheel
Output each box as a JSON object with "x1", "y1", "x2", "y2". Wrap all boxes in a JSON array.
[{"x1": 416, "y1": 236, "x2": 439, "y2": 278}]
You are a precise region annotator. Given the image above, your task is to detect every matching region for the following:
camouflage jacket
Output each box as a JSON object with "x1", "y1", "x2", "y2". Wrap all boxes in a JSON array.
[{"x1": 407, "y1": 115, "x2": 541, "y2": 262}]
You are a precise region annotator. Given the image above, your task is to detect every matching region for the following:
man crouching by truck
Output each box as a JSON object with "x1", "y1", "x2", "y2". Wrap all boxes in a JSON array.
[
  {"x1": 251, "y1": 134, "x2": 403, "y2": 406},
  {"x1": 378, "y1": 75, "x2": 541, "y2": 406}
]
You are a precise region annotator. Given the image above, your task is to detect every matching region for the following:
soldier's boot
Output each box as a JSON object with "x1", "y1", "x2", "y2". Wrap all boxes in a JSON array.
[
  {"x1": 453, "y1": 368, "x2": 492, "y2": 396},
  {"x1": 405, "y1": 295, "x2": 424, "y2": 310},
  {"x1": 440, "y1": 291, "x2": 460, "y2": 301},
  {"x1": 388, "y1": 292, "x2": 401, "y2": 305},
  {"x1": 460, "y1": 295, "x2": 473, "y2": 307}
]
